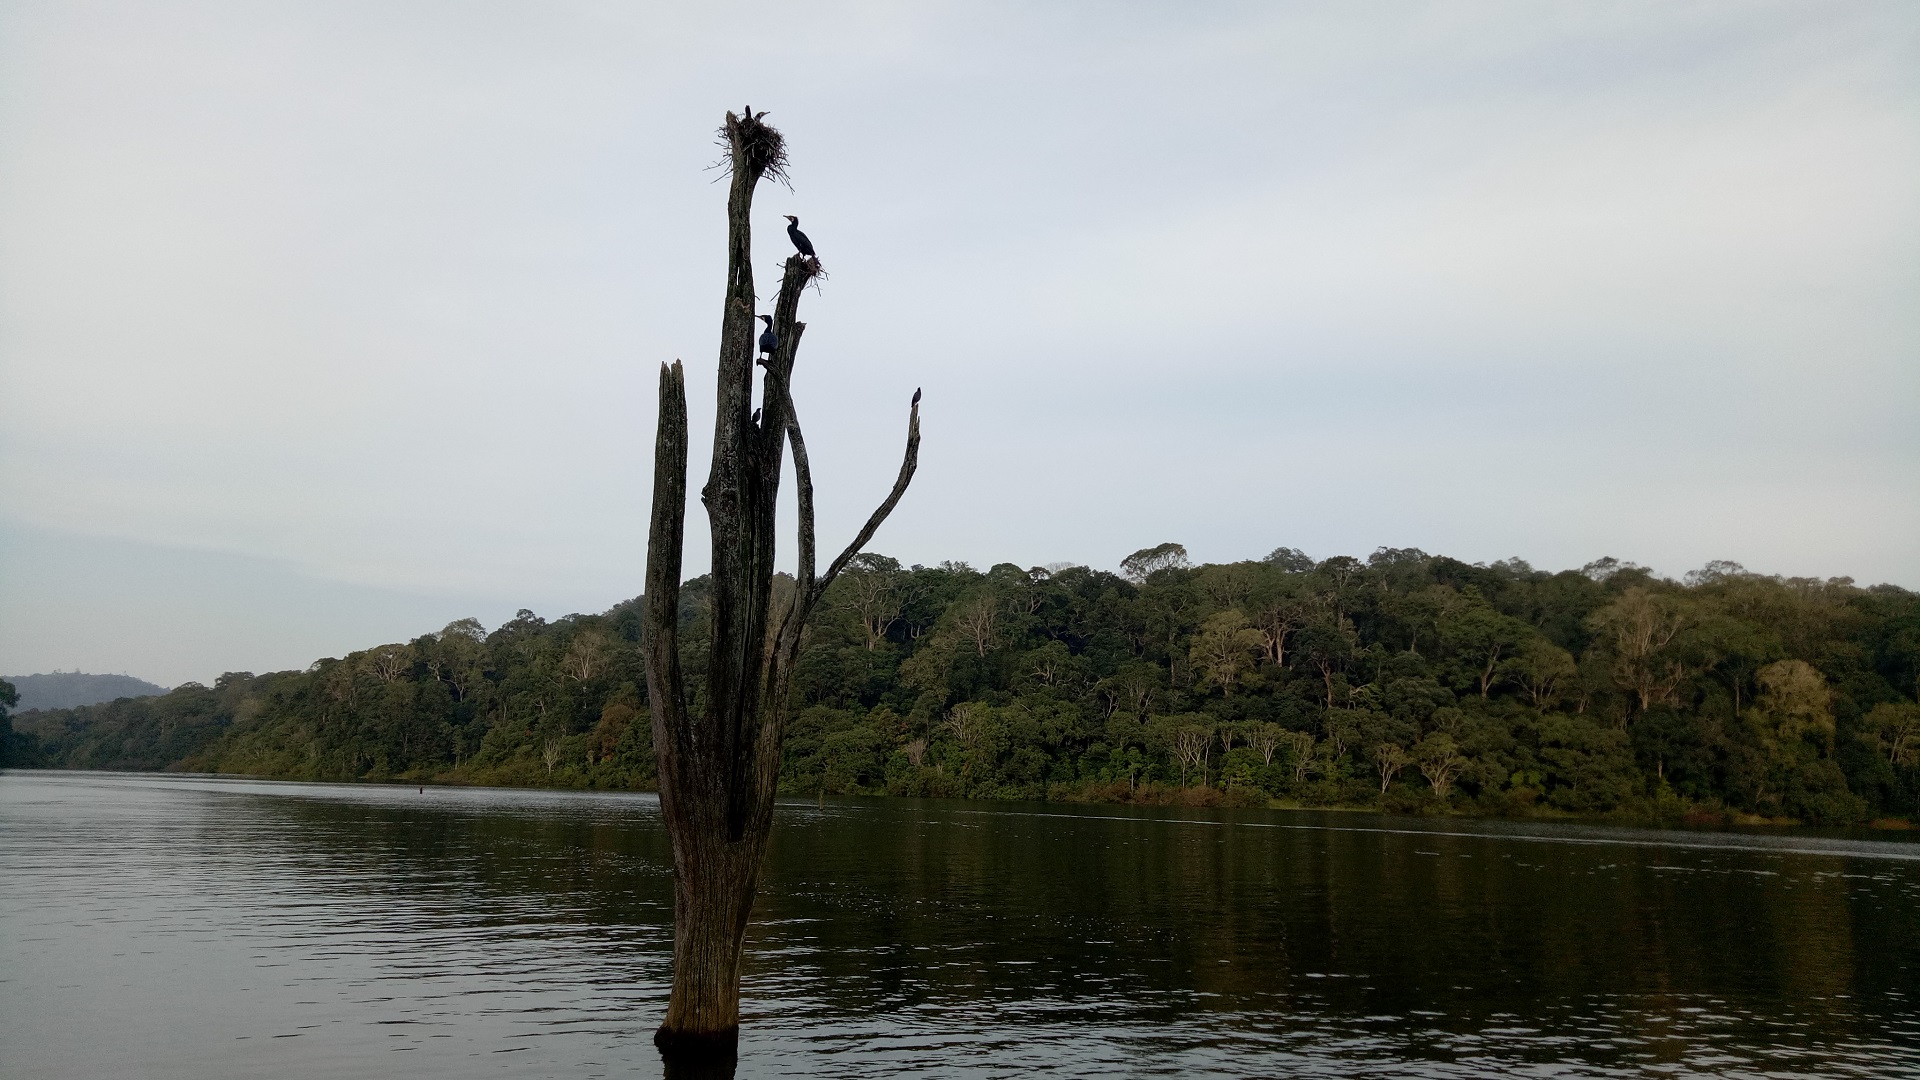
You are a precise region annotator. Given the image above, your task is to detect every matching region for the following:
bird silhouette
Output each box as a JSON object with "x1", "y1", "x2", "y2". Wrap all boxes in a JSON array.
[
  {"x1": 783, "y1": 215, "x2": 816, "y2": 260},
  {"x1": 757, "y1": 315, "x2": 778, "y2": 361},
  {"x1": 911, "y1": 387, "x2": 922, "y2": 406},
  {"x1": 751, "y1": 407, "x2": 762, "y2": 426}
]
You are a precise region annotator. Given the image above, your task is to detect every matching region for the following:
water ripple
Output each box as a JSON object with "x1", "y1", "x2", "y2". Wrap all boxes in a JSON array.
[{"x1": 3, "y1": 771, "x2": 1918, "y2": 1079}]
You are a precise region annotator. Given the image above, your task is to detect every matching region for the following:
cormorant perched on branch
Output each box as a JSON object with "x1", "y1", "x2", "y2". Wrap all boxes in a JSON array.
[
  {"x1": 751, "y1": 407, "x2": 761, "y2": 426},
  {"x1": 757, "y1": 315, "x2": 778, "y2": 361},
  {"x1": 783, "y1": 215, "x2": 815, "y2": 259},
  {"x1": 911, "y1": 387, "x2": 922, "y2": 406}
]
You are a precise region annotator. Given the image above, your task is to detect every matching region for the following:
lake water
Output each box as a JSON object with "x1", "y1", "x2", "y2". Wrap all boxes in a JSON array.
[{"x1": 2, "y1": 772, "x2": 1917, "y2": 1079}]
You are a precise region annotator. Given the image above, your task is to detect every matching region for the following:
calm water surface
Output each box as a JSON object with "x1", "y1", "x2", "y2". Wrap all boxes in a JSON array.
[{"x1": 2, "y1": 771, "x2": 1917, "y2": 1078}]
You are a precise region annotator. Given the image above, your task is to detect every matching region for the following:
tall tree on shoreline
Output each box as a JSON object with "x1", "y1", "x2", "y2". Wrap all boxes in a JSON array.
[{"x1": 641, "y1": 109, "x2": 921, "y2": 1062}]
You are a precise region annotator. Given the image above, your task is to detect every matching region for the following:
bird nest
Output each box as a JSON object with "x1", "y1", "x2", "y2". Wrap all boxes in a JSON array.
[
  {"x1": 790, "y1": 253, "x2": 828, "y2": 285},
  {"x1": 715, "y1": 109, "x2": 789, "y2": 188}
]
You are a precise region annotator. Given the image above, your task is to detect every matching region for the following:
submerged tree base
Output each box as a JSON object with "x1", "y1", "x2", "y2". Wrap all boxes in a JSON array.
[{"x1": 654, "y1": 1026, "x2": 739, "y2": 1080}]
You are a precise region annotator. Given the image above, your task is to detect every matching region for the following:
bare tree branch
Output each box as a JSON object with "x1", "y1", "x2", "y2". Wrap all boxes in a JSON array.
[
  {"x1": 812, "y1": 397, "x2": 921, "y2": 606},
  {"x1": 643, "y1": 358, "x2": 688, "y2": 748},
  {"x1": 785, "y1": 394, "x2": 817, "y2": 595}
]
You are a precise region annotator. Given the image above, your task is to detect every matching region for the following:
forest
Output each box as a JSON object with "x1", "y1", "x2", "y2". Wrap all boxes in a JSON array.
[{"x1": 8, "y1": 545, "x2": 1920, "y2": 826}]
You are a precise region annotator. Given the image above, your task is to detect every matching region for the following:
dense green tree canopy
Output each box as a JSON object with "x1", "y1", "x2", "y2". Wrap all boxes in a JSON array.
[
  {"x1": 14, "y1": 550, "x2": 1920, "y2": 825},
  {"x1": 0, "y1": 677, "x2": 22, "y2": 767}
]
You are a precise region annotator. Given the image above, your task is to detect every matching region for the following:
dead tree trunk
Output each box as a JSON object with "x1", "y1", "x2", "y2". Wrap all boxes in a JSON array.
[{"x1": 643, "y1": 109, "x2": 921, "y2": 1061}]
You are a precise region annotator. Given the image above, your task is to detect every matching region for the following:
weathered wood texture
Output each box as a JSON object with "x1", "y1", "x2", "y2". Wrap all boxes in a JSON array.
[{"x1": 643, "y1": 110, "x2": 921, "y2": 1056}]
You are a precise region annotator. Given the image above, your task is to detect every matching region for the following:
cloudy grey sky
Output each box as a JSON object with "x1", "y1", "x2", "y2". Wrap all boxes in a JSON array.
[{"x1": 2, "y1": 1, "x2": 1915, "y2": 687}]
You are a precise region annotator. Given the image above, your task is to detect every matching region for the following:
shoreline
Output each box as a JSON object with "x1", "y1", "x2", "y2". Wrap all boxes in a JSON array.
[{"x1": 13, "y1": 763, "x2": 1913, "y2": 834}]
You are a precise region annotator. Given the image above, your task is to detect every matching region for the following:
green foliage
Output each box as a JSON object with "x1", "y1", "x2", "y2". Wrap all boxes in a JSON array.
[
  {"x1": 16, "y1": 551, "x2": 1920, "y2": 824},
  {"x1": 0, "y1": 677, "x2": 31, "y2": 767}
]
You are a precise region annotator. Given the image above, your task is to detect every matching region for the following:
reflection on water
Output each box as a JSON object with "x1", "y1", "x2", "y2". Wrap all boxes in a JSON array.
[{"x1": 2, "y1": 771, "x2": 1917, "y2": 1079}]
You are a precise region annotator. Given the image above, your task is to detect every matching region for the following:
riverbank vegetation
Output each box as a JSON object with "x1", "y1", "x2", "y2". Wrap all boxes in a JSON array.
[{"x1": 11, "y1": 547, "x2": 1919, "y2": 826}]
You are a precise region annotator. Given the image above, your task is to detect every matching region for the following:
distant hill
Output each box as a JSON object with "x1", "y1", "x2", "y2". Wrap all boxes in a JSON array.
[{"x1": 5, "y1": 672, "x2": 170, "y2": 712}]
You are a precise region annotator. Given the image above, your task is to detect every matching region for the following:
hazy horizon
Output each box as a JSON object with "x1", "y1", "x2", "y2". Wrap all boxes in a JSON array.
[{"x1": 3, "y1": 2, "x2": 1916, "y2": 686}]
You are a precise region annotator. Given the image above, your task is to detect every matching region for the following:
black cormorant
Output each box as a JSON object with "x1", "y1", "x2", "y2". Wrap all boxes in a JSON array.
[
  {"x1": 783, "y1": 215, "x2": 815, "y2": 259},
  {"x1": 751, "y1": 407, "x2": 762, "y2": 426},
  {"x1": 758, "y1": 315, "x2": 778, "y2": 359},
  {"x1": 912, "y1": 387, "x2": 922, "y2": 406}
]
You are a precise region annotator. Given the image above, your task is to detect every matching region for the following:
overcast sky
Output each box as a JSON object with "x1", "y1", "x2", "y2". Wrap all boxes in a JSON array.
[{"x1": 2, "y1": 1, "x2": 1916, "y2": 687}]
